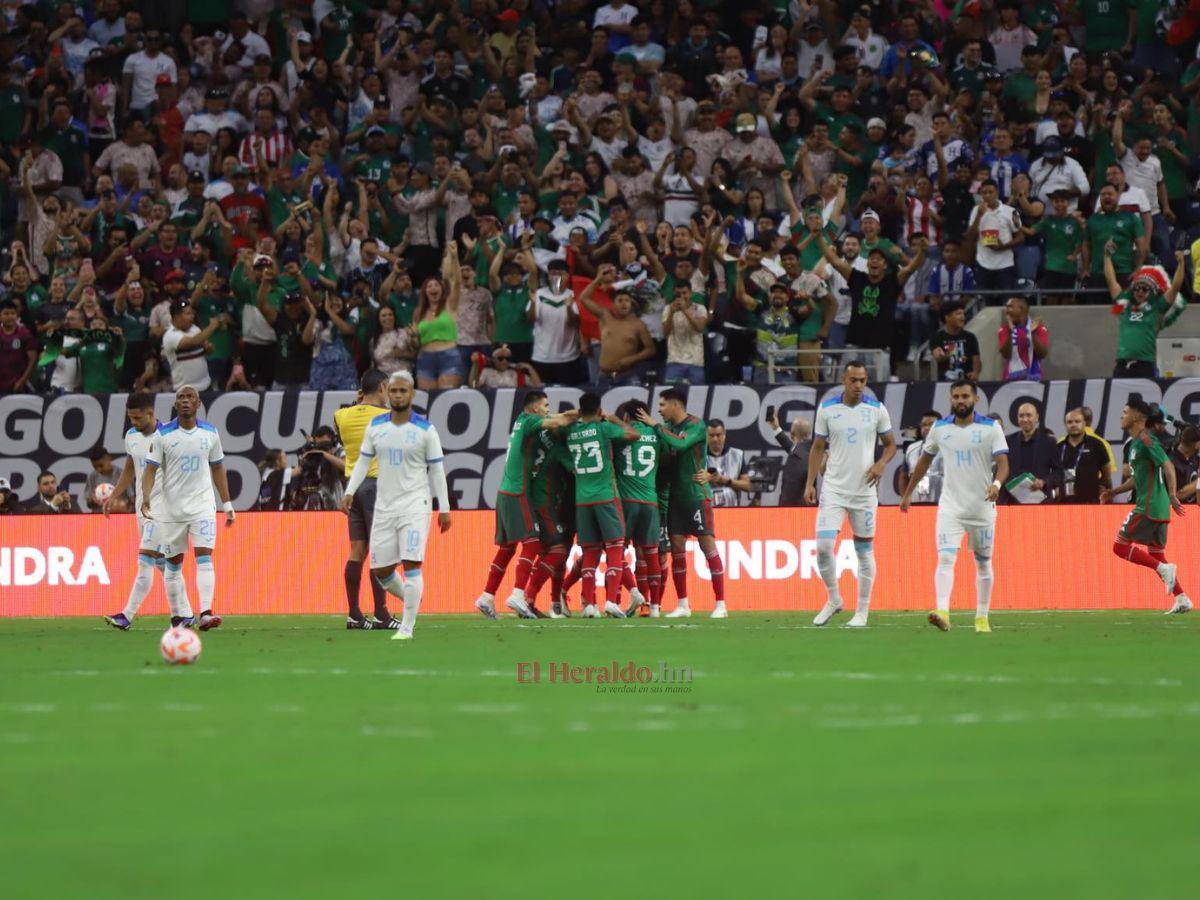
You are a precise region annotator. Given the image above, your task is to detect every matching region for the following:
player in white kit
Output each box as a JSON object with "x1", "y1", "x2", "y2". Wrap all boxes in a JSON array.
[
  {"x1": 139, "y1": 386, "x2": 236, "y2": 631},
  {"x1": 343, "y1": 371, "x2": 451, "y2": 641},
  {"x1": 900, "y1": 379, "x2": 1009, "y2": 633},
  {"x1": 805, "y1": 362, "x2": 898, "y2": 628},
  {"x1": 103, "y1": 393, "x2": 167, "y2": 630}
]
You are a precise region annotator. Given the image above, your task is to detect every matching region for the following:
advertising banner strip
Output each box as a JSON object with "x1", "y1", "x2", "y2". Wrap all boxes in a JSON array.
[
  {"x1": 3, "y1": 378, "x2": 1198, "y2": 510},
  {"x1": 0, "y1": 508, "x2": 1187, "y2": 616}
]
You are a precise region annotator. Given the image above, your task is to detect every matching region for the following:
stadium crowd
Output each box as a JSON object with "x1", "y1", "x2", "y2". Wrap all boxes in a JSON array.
[{"x1": 1, "y1": 0, "x2": 1200, "y2": 398}]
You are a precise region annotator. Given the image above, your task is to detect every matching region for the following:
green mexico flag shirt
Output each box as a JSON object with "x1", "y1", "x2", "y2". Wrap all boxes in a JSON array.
[
  {"x1": 498, "y1": 412, "x2": 544, "y2": 496},
  {"x1": 564, "y1": 419, "x2": 627, "y2": 504},
  {"x1": 615, "y1": 422, "x2": 660, "y2": 503},
  {"x1": 1128, "y1": 431, "x2": 1170, "y2": 520}
]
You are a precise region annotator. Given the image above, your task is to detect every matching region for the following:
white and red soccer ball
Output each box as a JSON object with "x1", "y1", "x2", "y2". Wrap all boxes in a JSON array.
[{"x1": 160, "y1": 626, "x2": 202, "y2": 665}]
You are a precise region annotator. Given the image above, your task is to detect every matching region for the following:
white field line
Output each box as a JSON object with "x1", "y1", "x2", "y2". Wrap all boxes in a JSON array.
[{"x1": 819, "y1": 701, "x2": 1200, "y2": 730}]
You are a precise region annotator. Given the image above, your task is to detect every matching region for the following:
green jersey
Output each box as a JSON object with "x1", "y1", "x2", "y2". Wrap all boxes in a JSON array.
[
  {"x1": 1080, "y1": 0, "x2": 1130, "y2": 51},
  {"x1": 656, "y1": 415, "x2": 713, "y2": 504},
  {"x1": 494, "y1": 284, "x2": 533, "y2": 344},
  {"x1": 498, "y1": 411, "x2": 544, "y2": 496},
  {"x1": 1086, "y1": 211, "x2": 1143, "y2": 274},
  {"x1": 1128, "y1": 431, "x2": 1171, "y2": 520},
  {"x1": 1114, "y1": 290, "x2": 1184, "y2": 363},
  {"x1": 615, "y1": 423, "x2": 660, "y2": 504},
  {"x1": 1033, "y1": 216, "x2": 1083, "y2": 274},
  {"x1": 563, "y1": 419, "x2": 628, "y2": 504},
  {"x1": 530, "y1": 429, "x2": 574, "y2": 511},
  {"x1": 65, "y1": 332, "x2": 124, "y2": 392},
  {"x1": 195, "y1": 293, "x2": 236, "y2": 361}
]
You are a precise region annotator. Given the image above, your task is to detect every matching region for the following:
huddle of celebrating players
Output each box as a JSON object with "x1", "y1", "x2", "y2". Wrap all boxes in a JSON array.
[
  {"x1": 475, "y1": 386, "x2": 727, "y2": 622},
  {"x1": 103, "y1": 365, "x2": 1190, "y2": 639}
]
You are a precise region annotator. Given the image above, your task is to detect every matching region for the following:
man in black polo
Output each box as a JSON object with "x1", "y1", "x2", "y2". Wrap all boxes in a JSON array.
[{"x1": 1053, "y1": 408, "x2": 1114, "y2": 503}]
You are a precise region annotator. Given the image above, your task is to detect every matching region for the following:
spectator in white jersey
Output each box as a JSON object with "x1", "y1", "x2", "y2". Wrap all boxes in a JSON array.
[
  {"x1": 898, "y1": 411, "x2": 944, "y2": 505},
  {"x1": 706, "y1": 419, "x2": 751, "y2": 507}
]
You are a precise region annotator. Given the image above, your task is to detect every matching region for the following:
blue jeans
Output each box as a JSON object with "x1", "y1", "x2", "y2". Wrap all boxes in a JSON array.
[
  {"x1": 663, "y1": 362, "x2": 704, "y2": 384},
  {"x1": 1151, "y1": 213, "x2": 1174, "y2": 272},
  {"x1": 586, "y1": 344, "x2": 602, "y2": 384},
  {"x1": 416, "y1": 347, "x2": 465, "y2": 383}
]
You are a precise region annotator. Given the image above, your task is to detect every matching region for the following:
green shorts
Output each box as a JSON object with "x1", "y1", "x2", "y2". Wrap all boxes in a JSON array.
[
  {"x1": 495, "y1": 492, "x2": 536, "y2": 545},
  {"x1": 1118, "y1": 511, "x2": 1168, "y2": 548},
  {"x1": 668, "y1": 497, "x2": 715, "y2": 537},
  {"x1": 535, "y1": 504, "x2": 568, "y2": 548},
  {"x1": 576, "y1": 501, "x2": 625, "y2": 545},
  {"x1": 622, "y1": 499, "x2": 660, "y2": 547}
]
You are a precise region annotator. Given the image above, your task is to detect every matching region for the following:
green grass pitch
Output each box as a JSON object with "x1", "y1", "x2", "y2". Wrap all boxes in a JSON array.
[{"x1": 2, "y1": 612, "x2": 1197, "y2": 899}]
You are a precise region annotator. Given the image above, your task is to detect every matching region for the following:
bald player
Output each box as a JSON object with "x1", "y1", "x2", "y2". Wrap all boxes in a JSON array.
[{"x1": 334, "y1": 369, "x2": 395, "y2": 629}]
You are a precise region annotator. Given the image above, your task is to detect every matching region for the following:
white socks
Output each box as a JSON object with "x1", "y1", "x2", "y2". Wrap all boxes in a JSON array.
[
  {"x1": 380, "y1": 569, "x2": 424, "y2": 631},
  {"x1": 122, "y1": 553, "x2": 160, "y2": 620},
  {"x1": 935, "y1": 550, "x2": 956, "y2": 613},
  {"x1": 196, "y1": 555, "x2": 216, "y2": 614},
  {"x1": 853, "y1": 540, "x2": 875, "y2": 615},
  {"x1": 163, "y1": 559, "x2": 193, "y2": 619},
  {"x1": 974, "y1": 552, "x2": 993, "y2": 617},
  {"x1": 816, "y1": 536, "x2": 841, "y2": 607},
  {"x1": 401, "y1": 568, "x2": 423, "y2": 630}
]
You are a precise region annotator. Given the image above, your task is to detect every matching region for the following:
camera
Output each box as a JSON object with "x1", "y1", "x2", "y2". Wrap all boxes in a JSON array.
[{"x1": 290, "y1": 428, "x2": 342, "y2": 511}]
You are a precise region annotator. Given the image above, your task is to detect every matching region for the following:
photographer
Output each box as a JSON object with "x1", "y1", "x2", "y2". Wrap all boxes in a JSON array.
[
  {"x1": 288, "y1": 425, "x2": 345, "y2": 511},
  {"x1": 707, "y1": 419, "x2": 752, "y2": 507}
]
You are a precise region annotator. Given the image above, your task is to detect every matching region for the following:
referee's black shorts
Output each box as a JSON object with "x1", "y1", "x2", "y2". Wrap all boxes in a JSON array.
[{"x1": 348, "y1": 477, "x2": 377, "y2": 542}]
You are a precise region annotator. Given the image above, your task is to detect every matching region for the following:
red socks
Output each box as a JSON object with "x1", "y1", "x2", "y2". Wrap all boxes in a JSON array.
[
  {"x1": 581, "y1": 546, "x2": 601, "y2": 606},
  {"x1": 563, "y1": 557, "x2": 583, "y2": 593},
  {"x1": 525, "y1": 546, "x2": 566, "y2": 602},
  {"x1": 512, "y1": 539, "x2": 541, "y2": 591},
  {"x1": 640, "y1": 546, "x2": 660, "y2": 607},
  {"x1": 672, "y1": 553, "x2": 688, "y2": 598},
  {"x1": 484, "y1": 544, "x2": 516, "y2": 595},
  {"x1": 705, "y1": 549, "x2": 725, "y2": 604},
  {"x1": 604, "y1": 541, "x2": 624, "y2": 606},
  {"x1": 621, "y1": 563, "x2": 636, "y2": 591},
  {"x1": 1113, "y1": 540, "x2": 1159, "y2": 570}
]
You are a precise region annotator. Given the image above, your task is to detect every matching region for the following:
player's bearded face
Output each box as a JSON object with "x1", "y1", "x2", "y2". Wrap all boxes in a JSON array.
[
  {"x1": 951, "y1": 391, "x2": 975, "y2": 418},
  {"x1": 388, "y1": 382, "x2": 413, "y2": 411}
]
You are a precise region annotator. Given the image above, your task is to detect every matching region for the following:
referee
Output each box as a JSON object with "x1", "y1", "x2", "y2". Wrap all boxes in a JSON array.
[{"x1": 334, "y1": 369, "x2": 394, "y2": 629}]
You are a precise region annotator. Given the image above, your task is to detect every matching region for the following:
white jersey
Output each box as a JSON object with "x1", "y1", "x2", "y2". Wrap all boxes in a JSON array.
[
  {"x1": 813, "y1": 394, "x2": 893, "y2": 505},
  {"x1": 358, "y1": 412, "x2": 445, "y2": 518},
  {"x1": 145, "y1": 419, "x2": 224, "y2": 522},
  {"x1": 923, "y1": 413, "x2": 1008, "y2": 524},
  {"x1": 125, "y1": 423, "x2": 165, "y2": 517}
]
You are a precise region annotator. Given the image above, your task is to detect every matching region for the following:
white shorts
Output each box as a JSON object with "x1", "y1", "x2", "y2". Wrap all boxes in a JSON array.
[
  {"x1": 936, "y1": 512, "x2": 996, "y2": 556},
  {"x1": 816, "y1": 497, "x2": 878, "y2": 541},
  {"x1": 140, "y1": 518, "x2": 218, "y2": 557},
  {"x1": 370, "y1": 512, "x2": 430, "y2": 568}
]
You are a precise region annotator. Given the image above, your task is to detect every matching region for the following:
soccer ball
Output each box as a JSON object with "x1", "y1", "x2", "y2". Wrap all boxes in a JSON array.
[
  {"x1": 160, "y1": 626, "x2": 202, "y2": 665},
  {"x1": 94, "y1": 483, "x2": 114, "y2": 503}
]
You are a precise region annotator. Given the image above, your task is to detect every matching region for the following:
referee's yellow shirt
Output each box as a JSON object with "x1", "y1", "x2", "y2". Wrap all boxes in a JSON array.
[{"x1": 335, "y1": 404, "x2": 387, "y2": 478}]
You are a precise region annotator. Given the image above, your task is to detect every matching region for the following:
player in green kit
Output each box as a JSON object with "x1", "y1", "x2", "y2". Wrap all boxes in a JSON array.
[
  {"x1": 563, "y1": 392, "x2": 638, "y2": 618},
  {"x1": 475, "y1": 390, "x2": 576, "y2": 620},
  {"x1": 1103, "y1": 400, "x2": 1191, "y2": 613},
  {"x1": 615, "y1": 400, "x2": 661, "y2": 617},
  {"x1": 522, "y1": 426, "x2": 577, "y2": 618},
  {"x1": 636, "y1": 388, "x2": 728, "y2": 618}
]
